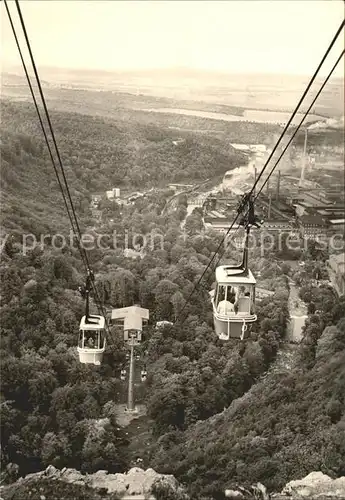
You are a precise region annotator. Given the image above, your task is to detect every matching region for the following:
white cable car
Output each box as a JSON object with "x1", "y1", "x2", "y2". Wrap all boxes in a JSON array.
[
  {"x1": 210, "y1": 194, "x2": 260, "y2": 341},
  {"x1": 77, "y1": 272, "x2": 106, "y2": 365},
  {"x1": 121, "y1": 369, "x2": 126, "y2": 380},
  {"x1": 141, "y1": 370, "x2": 147, "y2": 382},
  {"x1": 210, "y1": 267, "x2": 257, "y2": 340},
  {"x1": 77, "y1": 315, "x2": 106, "y2": 365}
]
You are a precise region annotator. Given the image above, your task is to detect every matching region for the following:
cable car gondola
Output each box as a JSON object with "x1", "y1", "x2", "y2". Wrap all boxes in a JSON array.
[
  {"x1": 210, "y1": 194, "x2": 261, "y2": 340},
  {"x1": 77, "y1": 272, "x2": 106, "y2": 365}
]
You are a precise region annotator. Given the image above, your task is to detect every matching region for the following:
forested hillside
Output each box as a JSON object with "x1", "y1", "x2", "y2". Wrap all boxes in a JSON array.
[
  {"x1": 1, "y1": 100, "x2": 248, "y2": 192},
  {"x1": 153, "y1": 339, "x2": 344, "y2": 498},
  {"x1": 1, "y1": 100, "x2": 344, "y2": 500},
  {"x1": 0, "y1": 173, "x2": 293, "y2": 483},
  {"x1": 149, "y1": 287, "x2": 345, "y2": 498},
  {"x1": 0, "y1": 99, "x2": 254, "y2": 236}
]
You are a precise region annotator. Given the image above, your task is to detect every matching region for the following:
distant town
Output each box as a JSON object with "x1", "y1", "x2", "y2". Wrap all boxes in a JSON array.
[{"x1": 90, "y1": 135, "x2": 344, "y2": 297}]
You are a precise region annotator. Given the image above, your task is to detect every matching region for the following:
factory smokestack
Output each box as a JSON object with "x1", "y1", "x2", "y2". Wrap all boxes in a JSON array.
[
  {"x1": 276, "y1": 170, "x2": 281, "y2": 201},
  {"x1": 299, "y1": 128, "x2": 308, "y2": 187},
  {"x1": 268, "y1": 193, "x2": 272, "y2": 219}
]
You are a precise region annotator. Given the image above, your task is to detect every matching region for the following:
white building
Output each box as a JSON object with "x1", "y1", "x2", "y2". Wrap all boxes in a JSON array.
[
  {"x1": 124, "y1": 248, "x2": 145, "y2": 260},
  {"x1": 230, "y1": 144, "x2": 267, "y2": 153},
  {"x1": 328, "y1": 219, "x2": 345, "y2": 236},
  {"x1": 231, "y1": 143, "x2": 251, "y2": 151},
  {"x1": 156, "y1": 320, "x2": 174, "y2": 328},
  {"x1": 106, "y1": 188, "x2": 121, "y2": 200}
]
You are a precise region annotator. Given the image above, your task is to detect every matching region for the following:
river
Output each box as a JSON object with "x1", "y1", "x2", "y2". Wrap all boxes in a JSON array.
[{"x1": 139, "y1": 107, "x2": 324, "y2": 125}]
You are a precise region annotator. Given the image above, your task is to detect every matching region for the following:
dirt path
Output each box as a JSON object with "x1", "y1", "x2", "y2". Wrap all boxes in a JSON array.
[{"x1": 287, "y1": 278, "x2": 308, "y2": 343}]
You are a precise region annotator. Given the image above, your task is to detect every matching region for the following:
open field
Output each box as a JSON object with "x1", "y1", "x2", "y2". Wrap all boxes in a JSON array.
[{"x1": 2, "y1": 67, "x2": 344, "y2": 119}]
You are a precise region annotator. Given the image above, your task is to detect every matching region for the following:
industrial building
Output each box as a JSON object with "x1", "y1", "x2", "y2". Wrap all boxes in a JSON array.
[
  {"x1": 197, "y1": 124, "x2": 343, "y2": 243},
  {"x1": 328, "y1": 219, "x2": 345, "y2": 236},
  {"x1": 298, "y1": 215, "x2": 328, "y2": 239}
]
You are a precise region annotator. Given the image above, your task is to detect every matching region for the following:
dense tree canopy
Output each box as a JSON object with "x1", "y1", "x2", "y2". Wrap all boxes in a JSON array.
[{"x1": 1, "y1": 99, "x2": 344, "y2": 500}]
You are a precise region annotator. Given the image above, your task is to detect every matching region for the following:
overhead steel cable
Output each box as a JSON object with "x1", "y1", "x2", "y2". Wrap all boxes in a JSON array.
[
  {"x1": 255, "y1": 49, "x2": 345, "y2": 199},
  {"x1": 4, "y1": 0, "x2": 78, "y2": 241},
  {"x1": 5, "y1": 1, "x2": 103, "y2": 321},
  {"x1": 213, "y1": 46, "x2": 344, "y2": 273},
  {"x1": 9, "y1": 0, "x2": 112, "y2": 337},
  {"x1": 243, "y1": 18, "x2": 344, "y2": 196},
  {"x1": 175, "y1": 20, "x2": 344, "y2": 325},
  {"x1": 13, "y1": 0, "x2": 88, "y2": 260}
]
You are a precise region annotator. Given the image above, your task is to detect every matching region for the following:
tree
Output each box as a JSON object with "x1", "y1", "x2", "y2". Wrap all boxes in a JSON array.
[
  {"x1": 152, "y1": 479, "x2": 190, "y2": 500},
  {"x1": 109, "y1": 268, "x2": 137, "y2": 307},
  {"x1": 170, "y1": 290, "x2": 185, "y2": 321},
  {"x1": 41, "y1": 432, "x2": 71, "y2": 468},
  {"x1": 184, "y1": 214, "x2": 203, "y2": 236},
  {"x1": 154, "y1": 279, "x2": 179, "y2": 320},
  {"x1": 243, "y1": 342, "x2": 265, "y2": 380},
  {"x1": 148, "y1": 385, "x2": 186, "y2": 435}
]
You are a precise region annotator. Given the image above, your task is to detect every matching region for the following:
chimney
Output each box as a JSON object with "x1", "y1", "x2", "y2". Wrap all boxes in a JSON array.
[
  {"x1": 299, "y1": 128, "x2": 308, "y2": 187},
  {"x1": 268, "y1": 193, "x2": 272, "y2": 219},
  {"x1": 276, "y1": 170, "x2": 281, "y2": 201}
]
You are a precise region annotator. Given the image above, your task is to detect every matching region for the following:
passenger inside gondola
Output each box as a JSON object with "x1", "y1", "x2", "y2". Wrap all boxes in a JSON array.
[
  {"x1": 87, "y1": 336, "x2": 95, "y2": 348},
  {"x1": 217, "y1": 285, "x2": 235, "y2": 314},
  {"x1": 235, "y1": 285, "x2": 252, "y2": 313}
]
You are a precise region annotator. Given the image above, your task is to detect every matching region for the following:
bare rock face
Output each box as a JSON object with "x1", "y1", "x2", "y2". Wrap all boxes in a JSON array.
[
  {"x1": 2, "y1": 468, "x2": 345, "y2": 499},
  {"x1": 9, "y1": 465, "x2": 179, "y2": 498},
  {"x1": 84, "y1": 466, "x2": 177, "y2": 495},
  {"x1": 224, "y1": 474, "x2": 345, "y2": 500},
  {"x1": 225, "y1": 483, "x2": 269, "y2": 499},
  {"x1": 278, "y1": 472, "x2": 345, "y2": 499}
]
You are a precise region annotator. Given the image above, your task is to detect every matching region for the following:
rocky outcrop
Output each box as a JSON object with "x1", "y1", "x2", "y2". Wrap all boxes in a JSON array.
[
  {"x1": 1, "y1": 465, "x2": 179, "y2": 499},
  {"x1": 226, "y1": 472, "x2": 345, "y2": 499},
  {"x1": 1, "y1": 468, "x2": 345, "y2": 499},
  {"x1": 275, "y1": 472, "x2": 345, "y2": 499}
]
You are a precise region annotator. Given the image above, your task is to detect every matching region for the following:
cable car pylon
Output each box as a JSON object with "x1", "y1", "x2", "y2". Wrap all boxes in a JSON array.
[
  {"x1": 111, "y1": 305, "x2": 149, "y2": 414},
  {"x1": 127, "y1": 334, "x2": 136, "y2": 413}
]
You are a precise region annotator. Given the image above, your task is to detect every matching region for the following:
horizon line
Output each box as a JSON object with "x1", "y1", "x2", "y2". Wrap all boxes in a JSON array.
[{"x1": 2, "y1": 63, "x2": 344, "y2": 81}]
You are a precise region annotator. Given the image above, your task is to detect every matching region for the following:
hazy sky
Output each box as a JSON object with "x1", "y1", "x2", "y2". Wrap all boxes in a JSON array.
[{"x1": 1, "y1": 0, "x2": 344, "y2": 76}]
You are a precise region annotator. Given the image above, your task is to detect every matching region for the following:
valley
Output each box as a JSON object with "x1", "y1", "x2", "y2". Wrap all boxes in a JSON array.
[{"x1": 1, "y1": 65, "x2": 344, "y2": 500}]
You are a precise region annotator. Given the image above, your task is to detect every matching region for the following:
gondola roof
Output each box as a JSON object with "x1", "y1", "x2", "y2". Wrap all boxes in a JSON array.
[
  {"x1": 80, "y1": 315, "x2": 105, "y2": 330},
  {"x1": 215, "y1": 266, "x2": 256, "y2": 284}
]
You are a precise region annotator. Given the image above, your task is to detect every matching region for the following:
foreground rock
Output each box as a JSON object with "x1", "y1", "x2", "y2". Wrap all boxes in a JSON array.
[
  {"x1": 224, "y1": 472, "x2": 345, "y2": 499},
  {"x1": 0, "y1": 465, "x2": 185, "y2": 499},
  {"x1": 1, "y1": 467, "x2": 345, "y2": 499},
  {"x1": 276, "y1": 472, "x2": 345, "y2": 499}
]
